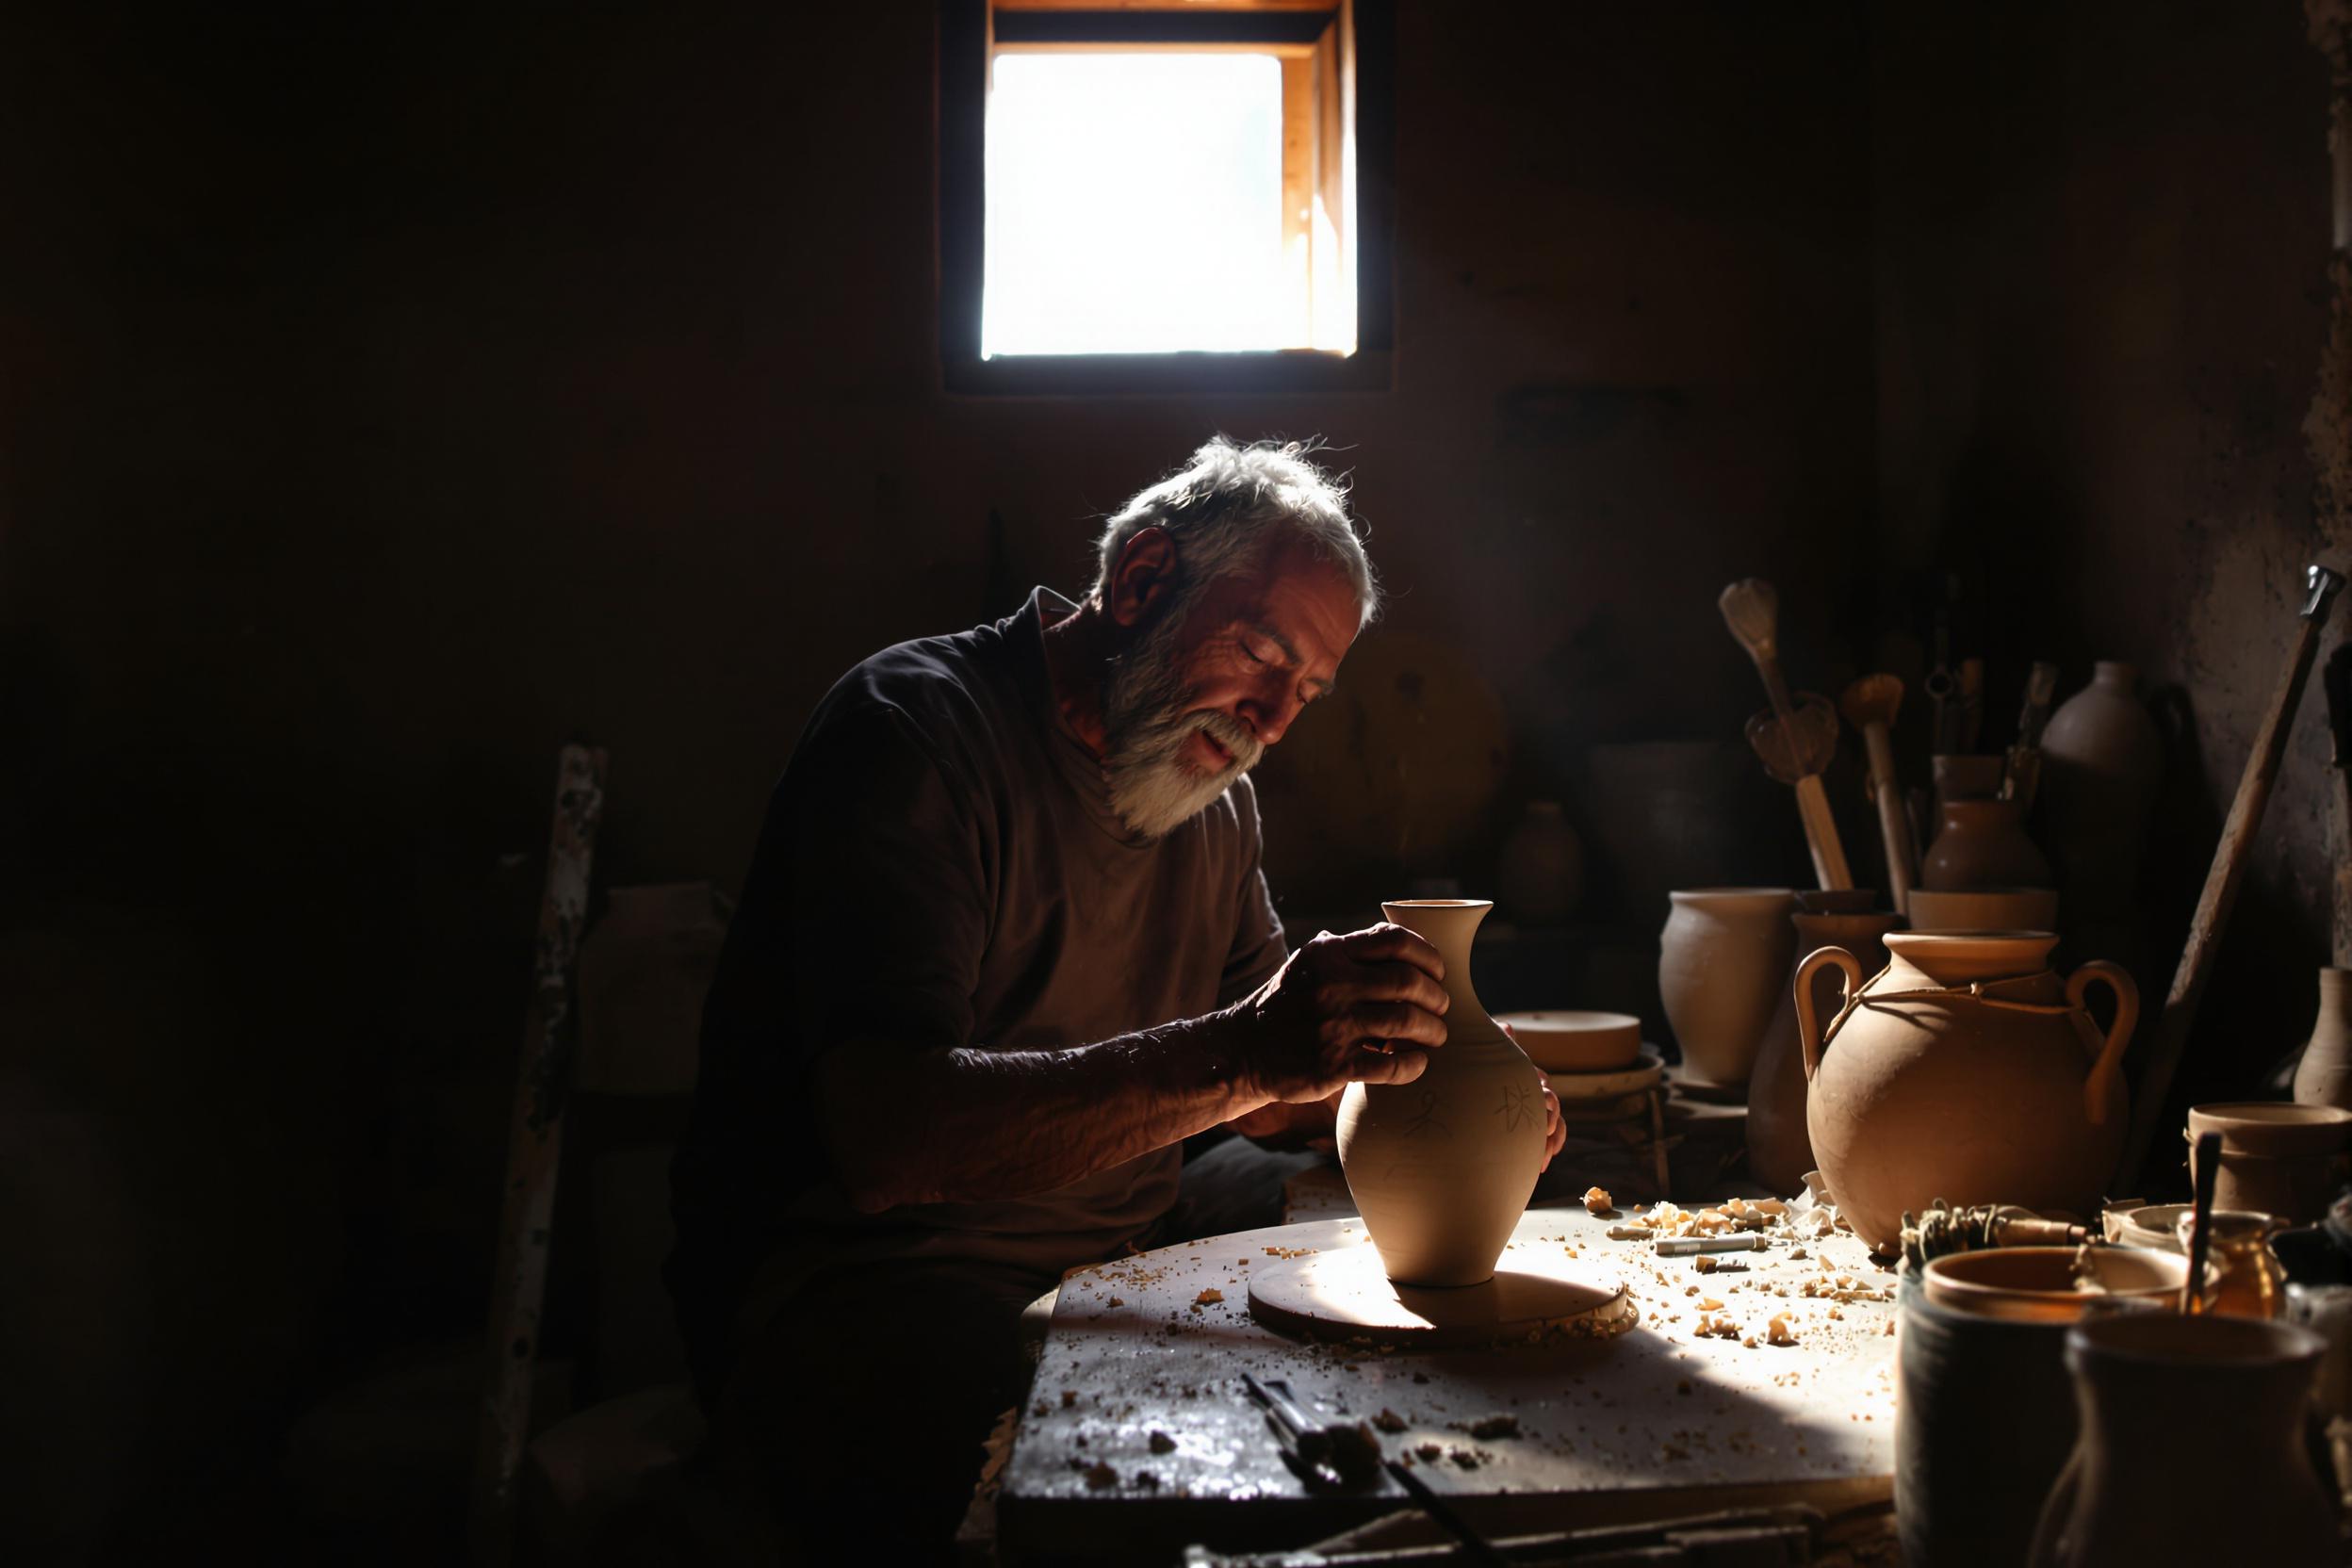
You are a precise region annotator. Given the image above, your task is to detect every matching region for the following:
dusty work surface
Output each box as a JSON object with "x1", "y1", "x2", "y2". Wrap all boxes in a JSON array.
[{"x1": 996, "y1": 1199, "x2": 1899, "y2": 1565}]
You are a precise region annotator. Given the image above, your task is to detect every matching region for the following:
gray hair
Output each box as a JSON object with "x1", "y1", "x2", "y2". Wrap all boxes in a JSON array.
[{"x1": 1090, "y1": 437, "x2": 1381, "y2": 625}]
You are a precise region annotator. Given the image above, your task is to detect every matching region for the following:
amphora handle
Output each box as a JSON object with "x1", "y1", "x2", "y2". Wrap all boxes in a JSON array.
[
  {"x1": 2067, "y1": 959, "x2": 2139, "y2": 1127},
  {"x1": 1793, "y1": 945, "x2": 1866, "y2": 1084}
]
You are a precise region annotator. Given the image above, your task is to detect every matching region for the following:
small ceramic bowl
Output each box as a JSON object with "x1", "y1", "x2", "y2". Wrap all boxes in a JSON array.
[
  {"x1": 1921, "y1": 1246, "x2": 2188, "y2": 1322},
  {"x1": 1497, "y1": 1010, "x2": 1642, "y2": 1073},
  {"x1": 1904, "y1": 887, "x2": 2059, "y2": 933},
  {"x1": 2102, "y1": 1202, "x2": 2194, "y2": 1252}
]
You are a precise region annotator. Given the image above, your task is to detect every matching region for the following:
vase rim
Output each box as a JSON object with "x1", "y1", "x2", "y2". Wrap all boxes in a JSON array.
[
  {"x1": 1668, "y1": 887, "x2": 1794, "y2": 904},
  {"x1": 1382, "y1": 898, "x2": 1494, "y2": 910}
]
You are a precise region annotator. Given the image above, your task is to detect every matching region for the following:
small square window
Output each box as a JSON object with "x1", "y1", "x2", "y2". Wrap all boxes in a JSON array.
[{"x1": 939, "y1": 1, "x2": 1394, "y2": 394}]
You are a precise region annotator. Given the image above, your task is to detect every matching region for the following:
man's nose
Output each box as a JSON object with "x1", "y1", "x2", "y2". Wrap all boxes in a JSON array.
[{"x1": 1244, "y1": 688, "x2": 1308, "y2": 747}]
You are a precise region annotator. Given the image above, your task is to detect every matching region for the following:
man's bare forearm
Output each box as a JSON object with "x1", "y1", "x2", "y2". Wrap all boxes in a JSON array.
[{"x1": 816, "y1": 1010, "x2": 1270, "y2": 1212}]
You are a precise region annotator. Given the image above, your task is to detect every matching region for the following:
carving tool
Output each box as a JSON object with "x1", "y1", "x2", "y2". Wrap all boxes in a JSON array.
[
  {"x1": 1240, "y1": 1372, "x2": 1380, "y2": 1491},
  {"x1": 2182, "y1": 1133, "x2": 2222, "y2": 1315},
  {"x1": 1840, "y1": 675, "x2": 1919, "y2": 915},
  {"x1": 2003, "y1": 662, "x2": 2061, "y2": 811},
  {"x1": 2116, "y1": 565, "x2": 2346, "y2": 1186},
  {"x1": 1719, "y1": 579, "x2": 1853, "y2": 890}
]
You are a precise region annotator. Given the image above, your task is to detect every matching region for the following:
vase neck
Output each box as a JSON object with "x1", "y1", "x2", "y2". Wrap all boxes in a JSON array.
[
  {"x1": 2092, "y1": 661, "x2": 2139, "y2": 690},
  {"x1": 1380, "y1": 899, "x2": 1492, "y2": 1019}
]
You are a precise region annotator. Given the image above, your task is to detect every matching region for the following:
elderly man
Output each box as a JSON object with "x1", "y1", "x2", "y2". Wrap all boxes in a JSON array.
[{"x1": 669, "y1": 438, "x2": 1562, "y2": 1558}]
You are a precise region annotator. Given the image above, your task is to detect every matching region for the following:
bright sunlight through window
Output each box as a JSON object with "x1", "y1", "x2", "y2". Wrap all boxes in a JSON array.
[{"x1": 984, "y1": 54, "x2": 1289, "y2": 357}]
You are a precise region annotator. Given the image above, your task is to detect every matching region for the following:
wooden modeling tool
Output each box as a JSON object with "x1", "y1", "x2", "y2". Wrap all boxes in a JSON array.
[
  {"x1": 1840, "y1": 674, "x2": 1918, "y2": 914},
  {"x1": 2326, "y1": 644, "x2": 2352, "y2": 970},
  {"x1": 1719, "y1": 579, "x2": 1853, "y2": 890},
  {"x1": 2004, "y1": 662, "x2": 2061, "y2": 810},
  {"x1": 2115, "y1": 565, "x2": 2345, "y2": 1187},
  {"x1": 2182, "y1": 1133, "x2": 2222, "y2": 1315}
]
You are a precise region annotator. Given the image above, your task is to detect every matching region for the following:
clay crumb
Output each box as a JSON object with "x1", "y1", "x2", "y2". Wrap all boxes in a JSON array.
[
  {"x1": 1582, "y1": 1185, "x2": 1614, "y2": 1216},
  {"x1": 1373, "y1": 1409, "x2": 1409, "y2": 1433},
  {"x1": 1468, "y1": 1413, "x2": 1520, "y2": 1440},
  {"x1": 1449, "y1": 1447, "x2": 1481, "y2": 1469},
  {"x1": 1694, "y1": 1255, "x2": 1721, "y2": 1274},
  {"x1": 1060, "y1": 1390, "x2": 1078, "y2": 1408},
  {"x1": 1148, "y1": 1430, "x2": 1176, "y2": 1454},
  {"x1": 1083, "y1": 1462, "x2": 1118, "y2": 1490},
  {"x1": 1768, "y1": 1315, "x2": 1797, "y2": 1347},
  {"x1": 1193, "y1": 1288, "x2": 1225, "y2": 1306},
  {"x1": 1107, "y1": 1298, "x2": 1124, "y2": 1308},
  {"x1": 1415, "y1": 1443, "x2": 1444, "y2": 1462}
]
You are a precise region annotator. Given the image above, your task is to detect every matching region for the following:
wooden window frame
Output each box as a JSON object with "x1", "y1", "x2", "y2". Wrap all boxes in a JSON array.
[{"x1": 937, "y1": 0, "x2": 1395, "y2": 396}]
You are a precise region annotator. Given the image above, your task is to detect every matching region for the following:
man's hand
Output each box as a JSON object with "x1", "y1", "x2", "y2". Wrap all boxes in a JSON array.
[{"x1": 1225, "y1": 923, "x2": 1449, "y2": 1104}]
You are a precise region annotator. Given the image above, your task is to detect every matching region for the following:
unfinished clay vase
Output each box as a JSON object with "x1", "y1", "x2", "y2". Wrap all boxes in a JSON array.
[
  {"x1": 1748, "y1": 906, "x2": 1902, "y2": 1196},
  {"x1": 1796, "y1": 931, "x2": 2137, "y2": 1252},
  {"x1": 1657, "y1": 888, "x2": 1795, "y2": 1087},
  {"x1": 2294, "y1": 968, "x2": 2352, "y2": 1112},
  {"x1": 1337, "y1": 899, "x2": 1547, "y2": 1286},
  {"x1": 1920, "y1": 798, "x2": 2052, "y2": 891},
  {"x1": 2038, "y1": 662, "x2": 2163, "y2": 924},
  {"x1": 2028, "y1": 1313, "x2": 2335, "y2": 1568}
]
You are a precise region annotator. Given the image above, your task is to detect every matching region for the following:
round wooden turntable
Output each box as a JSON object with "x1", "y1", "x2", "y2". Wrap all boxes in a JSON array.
[{"x1": 1247, "y1": 1232, "x2": 1638, "y2": 1349}]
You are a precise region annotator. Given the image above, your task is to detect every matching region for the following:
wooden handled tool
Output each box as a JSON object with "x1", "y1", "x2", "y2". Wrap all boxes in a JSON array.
[
  {"x1": 1840, "y1": 674, "x2": 1919, "y2": 914},
  {"x1": 2115, "y1": 565, "x2": 2345, "y2": 1188},
  {"x1": 2004, "y1": 661, "x2": 2061, "y2": 810},
  {"x1": 2326, "y1": 644, "x2": 2352, "y2": 971},
  {"x1": 1719, "y1": 580, "x2": 1853, "y2": 890}
]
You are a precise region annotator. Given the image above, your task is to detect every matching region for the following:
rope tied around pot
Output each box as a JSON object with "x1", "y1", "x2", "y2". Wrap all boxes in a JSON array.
[{"x1": 1821, "y1": 965, "x2": 2079, "y2": 1047}]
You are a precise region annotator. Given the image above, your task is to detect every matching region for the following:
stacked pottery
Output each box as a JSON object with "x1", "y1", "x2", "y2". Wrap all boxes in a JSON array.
[
  {"x1": 1656, "y1": 889, "x2": 1795, "y2": 1088},
  {"x1": 1794, "y1": 931, "x2": 2137, "y2": 1252},
  {"x1": 1747, "y1": 895, "x2": 1902, "y2": 1195},
  {"x1": 1336, "y1": 899, "x2": 1548, "y2": 1286},
  {"x1": 2186, "y1": 1102, "x2": 2352, "y2": 1224},
  {"x1": 2036, "y1": 662, "x2": 2164, "y2": 936},
  {"x1": 2028, "y1": 1314, "x2": 2337, "y2": 1567}
]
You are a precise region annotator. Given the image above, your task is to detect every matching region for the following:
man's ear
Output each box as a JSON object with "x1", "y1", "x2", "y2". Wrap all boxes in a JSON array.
[{"x1": 1106, "y1": 527, "x2": 1177, "y2": 629}]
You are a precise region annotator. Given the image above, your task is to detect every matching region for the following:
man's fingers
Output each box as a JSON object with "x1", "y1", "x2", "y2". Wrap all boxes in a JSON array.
[
  {"x1": 1333, "y1": 923, "x2": 1446, "y2": 981},
  {"x1": 1344, "y1": 1003, "x2": 1446, "y2": 1051},
  {"x1": 1337, "y1": 958, "x2": 1451, "y2": 1017},
  {"x1": 1348, "y1": 1046, "x2": 1429, "y2": 1084}
]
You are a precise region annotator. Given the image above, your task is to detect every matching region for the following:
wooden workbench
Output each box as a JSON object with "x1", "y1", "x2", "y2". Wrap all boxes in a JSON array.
[{"x1": 994, "y1": 1200, "x2": 1899, "y2": 1565}]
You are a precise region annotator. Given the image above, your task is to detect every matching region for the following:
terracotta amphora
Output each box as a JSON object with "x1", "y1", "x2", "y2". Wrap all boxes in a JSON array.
[
  {"x1": 1795, "y1": 931, "x2": 2137, "y2": 1252},
  {"x1": 1337, "y1": 899, "x2": 1547, "y2": 1286},
  {"x1": 1748, "y1": 906, "x2": 1902, "y2": 1196},
  {"x1": 2028, "y1": 1313, "x2": 2336, "y2": 1568},
  {"x1": 1920, "y1": 797, "x2": 2053, "y2": 891},
  {"x1": 1658, "y1": 888, "x2": 1795, "y2": 1087},
  {"x1": 2294, "y1": 967, "x2": 2352, "y2": 1112}
]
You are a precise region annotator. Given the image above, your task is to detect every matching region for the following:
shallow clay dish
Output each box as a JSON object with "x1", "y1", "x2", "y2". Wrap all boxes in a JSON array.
[
  {"x1": 1498, "y1": 1010, "x2": 1643, "y2": 1073},
  {"x1": 1921, "y1": 1246, "x2": 2187, "y2": 1322}
]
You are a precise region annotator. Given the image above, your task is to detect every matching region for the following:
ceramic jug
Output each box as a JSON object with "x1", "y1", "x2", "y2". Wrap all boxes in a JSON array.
[
  {"x1": 2037, "y1": 662, "x2": 2163, "y2": 917},
  {"x1": 2294, "y1": 967, "x2": 2352, "y2": 1112},
  {"x1": 1337, "y1": 899, "x2": 1547, "y2": 1286},
  {"x1": 1658, "y1": 888, "x2": 1795, "y2": 1087},
  {"x1": 1748, "y1": 906, "x2": 1902, "y2": 1195},
  {"x1": 1920, "y1": 798, "x2": 2053, "y2": 891},
  {"x1": 1795, "y1": 931, "x2": 2137, "y2": 1252},
  {"x1": 2028, "y1": 1313, "x2": 2336, "y2": 1567}
]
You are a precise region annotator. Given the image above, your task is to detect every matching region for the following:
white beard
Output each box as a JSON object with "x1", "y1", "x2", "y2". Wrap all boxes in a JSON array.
[{"x1": 1099, "y1": 604, "x2": 1266, "y2": 841}]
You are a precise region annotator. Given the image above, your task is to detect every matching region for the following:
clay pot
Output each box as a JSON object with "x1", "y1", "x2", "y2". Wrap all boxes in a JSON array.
[
  {"x1": 1337, "y1": 899, "x2": 1547, "y2": 1286},
  {"x1": 1657, "y1": 888, "x2": 1795, "y2": 1087},
  {"x1": 1494, "y1": 1010, "x2": 1640, "y2": 1074},
  {"x1": 2028, "y1": 1313, "x2": 2336, "y2": 1567},
  {"x1": 1897, "y1": 1281, "x2": 2082, "y2": 1568},
  {"x1": 1929, "y1": 753, "x2": 2006, "y2": 808},
  {"x1": 2294, "y1": 967, "x2": 2352, "y2": 1112},
  {"x1": 1919, "y1": 1246, "x2": 2186, "y2": 1322},
  {"x1": 1921, "y1": 798, "x2": 2052, "y2": 891},
  {"x1": 1796, "y1": 931, "x2": 2138, "y2": 1252},
  {"x1": 1903, "y1": 886, "x2": 2059, "y2": 934},
  {"x1": 2037, "y1": 662, "x2": 2164, "y2": 924},
  {"x1": 1494, "y1": 801, "x2": 1583, "y2": 926},
  {"x1": 1748, "y1": 906, "x2": 1902, "y2": 1195},
  {"x1": 2187, "y1": 1102, "x2": 2352, "y2": 1224}
]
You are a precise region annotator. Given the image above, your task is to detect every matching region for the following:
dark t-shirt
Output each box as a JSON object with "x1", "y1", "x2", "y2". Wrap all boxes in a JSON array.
[{"x1": 668, "y1": 588, "x2": 1287, "y2": 1375}]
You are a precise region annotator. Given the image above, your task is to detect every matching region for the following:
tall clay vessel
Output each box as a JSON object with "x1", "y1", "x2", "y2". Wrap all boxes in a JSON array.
[
  {"x1": 1795, "y1": 931, "x2": 2137, "y2": 1252},
  {"x1": 1749, "y1": 906, "x2": 1902, "y2": 1195},
  {"x1": 1337, "y1": 899, "x2": 1547, "y2": 1286},
  {"x1": 1658, "y1": 888, "x2": 1795, "y2": 1086},
  {"x1": 1920, "y1": 798, "x2": 2052, "y2": 890},
  {"x1": 2037, "y1": 662, "x2": 2163, "y2": 925},
  {"x1": 2293, "y1": 967, "x2": 2352, "y2": 1111},
  {"x1": 2028, "y1": 1314, "x2": 2336, "y2": 1567}
]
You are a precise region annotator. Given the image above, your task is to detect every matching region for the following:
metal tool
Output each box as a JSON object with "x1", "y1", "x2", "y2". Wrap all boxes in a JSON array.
[
  {"x1": 1656, "y1": 1233, "x2": 1770, "y2": 1257},
  {"x1": 2003, "y1": 662, "x2": 2060, "y2": 810},
  {"x1": 1840, "y1": 674, "x2": 1919, "y2": 914},
  {"x1": 1240, "y1": 1372, "x2": 1380, "y2": 1491},
  {"x1": 2116, "y1": 564, "x2": 2346, "y2": 1187},
  {"x1": 1899, "y1": 1200, "x2": 2090, "y2": 1273},
  {"x1": 1719, "y1": 579, "x2": 1853, "y2": 890},
  {"x1": 1382, "y1": 1456, "x2": 1511, "y2": 1568}
]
